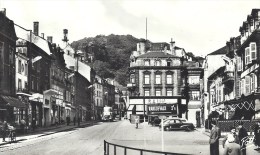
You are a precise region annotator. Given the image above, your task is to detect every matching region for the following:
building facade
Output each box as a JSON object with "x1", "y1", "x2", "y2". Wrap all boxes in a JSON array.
[{"x1": 127, "y1": 39, "x2": 189, "y2": 122}]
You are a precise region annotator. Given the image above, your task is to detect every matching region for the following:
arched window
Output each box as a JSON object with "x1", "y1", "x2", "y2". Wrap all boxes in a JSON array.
[
  {"x1": 155, "y1": 59, "x2": 161, "y2": 66},
  {"x1": 144, "y1": 59, "x2": 150, "y2": 66}
]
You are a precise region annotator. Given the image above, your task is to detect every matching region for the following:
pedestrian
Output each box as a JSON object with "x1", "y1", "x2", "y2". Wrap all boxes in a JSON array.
[
  {"x1": 254, "y1": 121, "x2": 260, "y2": 150},
  {"x1": 223, "y1": 134, "x2": 241, "y2": 155},
  {"x1": 237, "y1": 122, "x2": 248, "y2": 155},
  {"x1": 1, "y1": 120, "x2": 8, "y2": 142},
  {"x1": 135, "y1": 116, "x2": 139, "y2": 129},
  {"x1": 223, "y1": 126, "x2": 239, "y2": 148},
  {"x1": 73, "y1": 116, "x2": 76, "y2": 126},
  {"x1": 55, "y1": 116, "x2": 58, "y2": 126},
  {"x1": 77, "y1": 117, "x2": 80, "y2": 127},
  {"x1": 209, "y1": 120, "x2": 221, "y2": 155},
  {"x1": 20, "y1": 119, "x2": 26, "y2": 134},
  {"x1": 66, "y1": 115, "x2": 70, "y2": 126}
]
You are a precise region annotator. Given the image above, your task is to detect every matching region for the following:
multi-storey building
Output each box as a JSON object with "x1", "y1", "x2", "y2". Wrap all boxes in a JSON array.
[
  {"x1": 94, "y1": 75, "x2": 104, "y2": 120},
  {"x1": 185, "y1": 54, "x2": 204, "y2": 127},
  {"x1": 0, "y1": 10, "x2": 24, "y2": 123},
  {"x1": 127, "y1": 39, "x2": 189, "y2": 122}
]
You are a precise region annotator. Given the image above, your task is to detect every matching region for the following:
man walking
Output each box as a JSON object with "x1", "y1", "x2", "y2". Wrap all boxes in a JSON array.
[
  {"x1": 209, "y1": 120, "x2": 221, "y2": 155},
  {"x1": 223, "y1": 134, "x2": 241, "y2": 155},
  {"x1": 237, "y1": 122, "x2": 248, "y2": 155},
  {"x1": 2, "y1": 121, "x2": 8, "y2": 142}
]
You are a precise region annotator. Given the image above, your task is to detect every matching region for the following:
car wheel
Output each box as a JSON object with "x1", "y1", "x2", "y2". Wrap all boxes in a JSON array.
[
  {"x1": 165, "y1": 127, "x2": 170, "y2": 131},
  {"x1": 185, "y1": 127, "x2": 191, "y2": 131}
]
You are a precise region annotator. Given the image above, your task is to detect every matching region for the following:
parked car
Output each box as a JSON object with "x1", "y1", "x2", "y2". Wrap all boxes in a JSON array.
[{"x1": 159, "y1": 118, "x2": 195, "y2": 131}]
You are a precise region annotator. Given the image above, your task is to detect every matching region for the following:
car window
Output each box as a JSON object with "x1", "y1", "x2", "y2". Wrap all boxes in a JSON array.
[
  {"x1": 169, "y1": 120, "x2": 175, "y2": 124},
  {"x1": 175, "y1": 120, "x2": 181, "y2": 123}
]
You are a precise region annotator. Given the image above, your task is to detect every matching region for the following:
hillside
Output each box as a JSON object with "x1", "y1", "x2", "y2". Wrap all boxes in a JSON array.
[{"x1": 71, "y1": 34, "x2": 140, "y2": 86}]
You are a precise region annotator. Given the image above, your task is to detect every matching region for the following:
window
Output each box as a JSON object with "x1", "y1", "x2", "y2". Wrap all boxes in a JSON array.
[
  {"x1": 144, "y1": 60, "x2": 150, "y2": 66},
  {"x1": 18, "y1": 79, "x2": 22, "y2": 90},
  {"x1": 31, "y1": 78, "x2": 34, "y2": 90},
  {"x1": 155, "y1": 60, "x2": 161, "y2": 66},
  {"x1": 144, "y1": 74, "x2": 150, "y2": 84},
  {"x1": 167, "y1": 60, "x2": 172, "y2": 67},
  {"x1": 166, "y1": 88, "x2": 173, "y2": 96},
  {"x1": 237, "y1": 57, "x2": 242, "y2": 71},
  {"x1": 130, "y1": 74, "x2": 135, "y2": 83},
  {"x1": 245, "y1": 47, "x2": 251, "y2": 65},
  {"x1": 155, "y1": 74, "x2": 161, "y2": 84},
  {"x1": 9, "y1": 46, "x2": 14, "y2": 64},
  {"x1": 245, "y1": 76, "x2": 250, "y2": 94},
  {"x1": 188, "y1": 76, "x2": 200, "y2": 85},
  {"x1": 18, "y1": 60, "x2": 22, "y2": 73},
  {"x1": 166, "y1": 74, "x2": 173, "y2": 84},
  {"x1": 144, "y1": 88, "x2": 150, "y2": 96},
  {"x1": 251, "y1": 74, "x2": 255, "y2": 92},
  {"x1": 241, "y1": 79, "x2": 245, "y2": 95},
  {"x1": 250, "y1": 42, "x2": 256, "y2": 60},
  {"x1": 189, "y1": 91, "x2": 200, "y2": 101},
  {"x1": 155, "y1": 88, "x2": 161, "y2": 96}
]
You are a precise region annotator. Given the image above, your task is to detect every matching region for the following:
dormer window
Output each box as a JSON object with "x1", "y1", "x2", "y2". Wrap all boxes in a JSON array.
[
  {"x1": 144, "y1": 60, "x2": 150, "y2": 66},
  {"x1": 155, "y1": 60, "x2": 161, "y2": 66},
  {"x1": 167, "y1": 60, "x2": 172, "y2": 66}
]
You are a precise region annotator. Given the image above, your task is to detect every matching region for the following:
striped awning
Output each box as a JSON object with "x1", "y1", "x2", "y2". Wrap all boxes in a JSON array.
[{"x1": 0, "y1": 95, "x2": 26, "y2": 108}]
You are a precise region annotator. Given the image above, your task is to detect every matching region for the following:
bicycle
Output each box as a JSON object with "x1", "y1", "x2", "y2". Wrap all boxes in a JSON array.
[{"x1": 7, "y1": 126, "x2": 16, "y2": 142}]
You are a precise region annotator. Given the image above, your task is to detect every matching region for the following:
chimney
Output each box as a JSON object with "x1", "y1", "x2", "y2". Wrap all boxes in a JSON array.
[
  {"x1": 0, "y1": 8, "x2": 6, "y2": 16},
  {"x1": 139, "y1": 39, "x2": 146, "y2": 55},
  {"x1": 47, "y1": 36, "x2": 53, "y2": 43},
  {"x1": 41, "y1": 33, "x2": 44, "y2": 39},
  {"x1": 170, "y1": 38, "x2": 176, "y2": 55},
  {"x1": 33, "y1": 22, "x2": 39, "y2": 36}
]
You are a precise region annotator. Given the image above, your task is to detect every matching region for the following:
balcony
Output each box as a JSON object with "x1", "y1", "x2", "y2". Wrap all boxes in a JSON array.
[
  {"x1": 222, "y1": 71, "x2": 234, "y2": 85},
  {"x1": 16, "y1": 88, "x2": 31, "y2": 96}
]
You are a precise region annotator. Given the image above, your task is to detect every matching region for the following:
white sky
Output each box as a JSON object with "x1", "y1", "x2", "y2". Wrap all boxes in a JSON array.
[{"x1": 1, "y1": 0, "x2": 260, "y2": 56}]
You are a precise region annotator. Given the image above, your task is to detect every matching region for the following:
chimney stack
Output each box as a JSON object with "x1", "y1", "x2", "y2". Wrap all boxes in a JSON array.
[
  {"x1": 33, "y1": 22, "x2": 39, "y2": 36},
  {"x1": 0, "y1": 8, "x2": 6, "y2": 16},
  {"x1": 170, "y1": 38, "x2": 176, "y2": 55},
  {"x1": 41, "y1": 33, "x2": 44, "y2": 39},
  {"x1": 47, "y1": 36, "x2": 53, "y2": 43},
  {"x1": 62, "y1": 29, "x2": 69, "y2": 43}
]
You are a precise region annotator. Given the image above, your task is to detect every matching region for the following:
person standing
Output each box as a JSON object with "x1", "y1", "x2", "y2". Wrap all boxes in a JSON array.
[
  {"x1": 254, "y1": 121, "x2": 260, "y2": 150},
  {"x1": 135, "y1": 116, "x2": 139, "y2": 129},
  {"x1": 209, "y1": 120, "x2": 221, "y2": 155},
  {"x1": 2, "y1": 121, "x2": 8, "y2": 142},
  {"x1": 223, "y1": 126, "x2": 239, "y2": 148},
  {"x1": 73, "y1": 116, "x2": 76, "y2": 126},
  {"x1": 223, "y1": 134, "x2": 241, "y2": 155},
  {"x1": 237, "y1": 122, "x2": 248, "y2": 155}
]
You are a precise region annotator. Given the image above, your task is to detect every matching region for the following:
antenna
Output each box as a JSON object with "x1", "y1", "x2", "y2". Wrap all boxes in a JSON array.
[{"x1": 146, "y1": 17, "x2": 147, "y2": 41}]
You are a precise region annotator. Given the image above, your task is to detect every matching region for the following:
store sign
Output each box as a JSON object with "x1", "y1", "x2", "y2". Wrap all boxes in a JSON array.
[
  {"x1": 148, "y1": 104, "x2": 177, "y2": 115},
  {"x1": 145, "y1": 99, "x2": 177, "y2": 104},
  {"x1": 241, "y1": 64, "x2": 259, "y2": 78}
]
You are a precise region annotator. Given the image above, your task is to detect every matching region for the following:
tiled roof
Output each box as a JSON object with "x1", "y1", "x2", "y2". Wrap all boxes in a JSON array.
[
  {"x1": 208, "y1": 46, "x2": 227, "y2": 55},
  {"x1": 137, "y1": 51, "x2": 175, "y2": 58}
]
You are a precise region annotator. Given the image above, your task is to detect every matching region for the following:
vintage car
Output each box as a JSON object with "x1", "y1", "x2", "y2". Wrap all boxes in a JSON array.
[{"x1": 159, "y1": 118, "x2": 195, "y2": 131}]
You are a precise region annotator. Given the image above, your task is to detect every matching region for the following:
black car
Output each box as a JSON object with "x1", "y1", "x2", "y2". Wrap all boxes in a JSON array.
[{"x1": 159, "y1": 118, "x2": 195, "y2": 131}]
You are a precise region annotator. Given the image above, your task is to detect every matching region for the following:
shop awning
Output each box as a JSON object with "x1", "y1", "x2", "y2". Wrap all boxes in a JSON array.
[{"x1": 0, "y1": 95, "x2": 26, "y2": 108}]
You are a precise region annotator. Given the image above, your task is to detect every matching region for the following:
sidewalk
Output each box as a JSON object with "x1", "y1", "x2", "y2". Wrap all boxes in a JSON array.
[{"x1": 0, "y1": 120, "x2": 97, "y2": 146}]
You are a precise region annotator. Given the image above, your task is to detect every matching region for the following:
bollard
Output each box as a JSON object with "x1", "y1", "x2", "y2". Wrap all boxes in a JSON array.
[
  {"x1": 114, "y1": 145, "x2": 116, "y2": 155},
  {"x1": 124, "y1": 148, "x2": 127, "y2": 155},
  {"x1": 104, "y1": 140, "x2": 106, "y2": 155}
]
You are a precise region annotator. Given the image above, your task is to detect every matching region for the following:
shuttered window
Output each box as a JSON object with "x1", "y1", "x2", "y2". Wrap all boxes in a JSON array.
[
  {"x1": 237, "y1": 57, "x2": 242, "y2": 71},
  {"x1": 245, "y1": 47, "x2": 250, "y2": 65},
  {"x1": 250, "y1": 42, "x2": 257, "y2": 60},
  {"x1": 251, "y1": 74, "x2": 254, "y2": 92},
  {"x1": 241, "y1": 79, "x2": 245, "y2": 95},
  {"x1": 245, "y1": 76, "x2": 250, "y2": 94}
]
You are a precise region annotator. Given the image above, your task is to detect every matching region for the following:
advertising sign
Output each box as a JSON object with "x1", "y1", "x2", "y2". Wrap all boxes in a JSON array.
[{"x1": 147, "y1": 104, "x2": 177, "y2": 115}]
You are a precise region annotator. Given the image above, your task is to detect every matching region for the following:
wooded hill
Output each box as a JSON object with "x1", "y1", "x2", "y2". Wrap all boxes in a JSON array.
[{"x1": 71, "y1": 34, "x2": 140, "y2": 86}]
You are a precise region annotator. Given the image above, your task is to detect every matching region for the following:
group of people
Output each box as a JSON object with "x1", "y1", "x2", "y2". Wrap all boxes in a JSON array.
[{"x1": 209, "y1": 121, "x2": 260, "y2": 155}]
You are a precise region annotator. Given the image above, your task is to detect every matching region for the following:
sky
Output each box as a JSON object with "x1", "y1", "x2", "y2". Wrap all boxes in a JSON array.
[{"x1": 1, "y1": 0, "x2": 259, "y2": 56}]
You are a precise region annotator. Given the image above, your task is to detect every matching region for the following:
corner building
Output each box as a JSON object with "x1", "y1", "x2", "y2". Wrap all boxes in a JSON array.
[{"x1": 127, "y1": 39, "x2": 189, "y2": 121}]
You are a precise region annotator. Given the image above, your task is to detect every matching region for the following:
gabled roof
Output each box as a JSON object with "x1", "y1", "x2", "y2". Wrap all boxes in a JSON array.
[
  {"x1": 137, "y1": 51, "x2": 175, "y2": 58},
  {"x1": 208, "y1": 46, "x2": 227, "y2": 55}
]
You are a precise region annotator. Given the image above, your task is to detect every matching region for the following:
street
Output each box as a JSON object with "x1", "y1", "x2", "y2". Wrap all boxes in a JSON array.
[{"x1": 0, "y1": 120, "x2": 257, "y2": 155}]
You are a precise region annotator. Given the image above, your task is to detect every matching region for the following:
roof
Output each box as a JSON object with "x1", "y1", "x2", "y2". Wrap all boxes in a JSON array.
[
  {"x1": 208, "y1": 46, "x2": 227, "y2": 55},
  {"x1": 14, "y1": 24, "x2": 52, "y2": 55},
  {"x1": 208, "y1": 66, "x2": 226, "y2": 80},
  {"x1": 63, "y1": 46, "x2": 92, "y2": 82},
  {"x1": 0, "y1": 12, "x2": 17, "y2": 40},
  {"x1": 137, "y1": 51, "x2": 175, "y2": 58}
]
